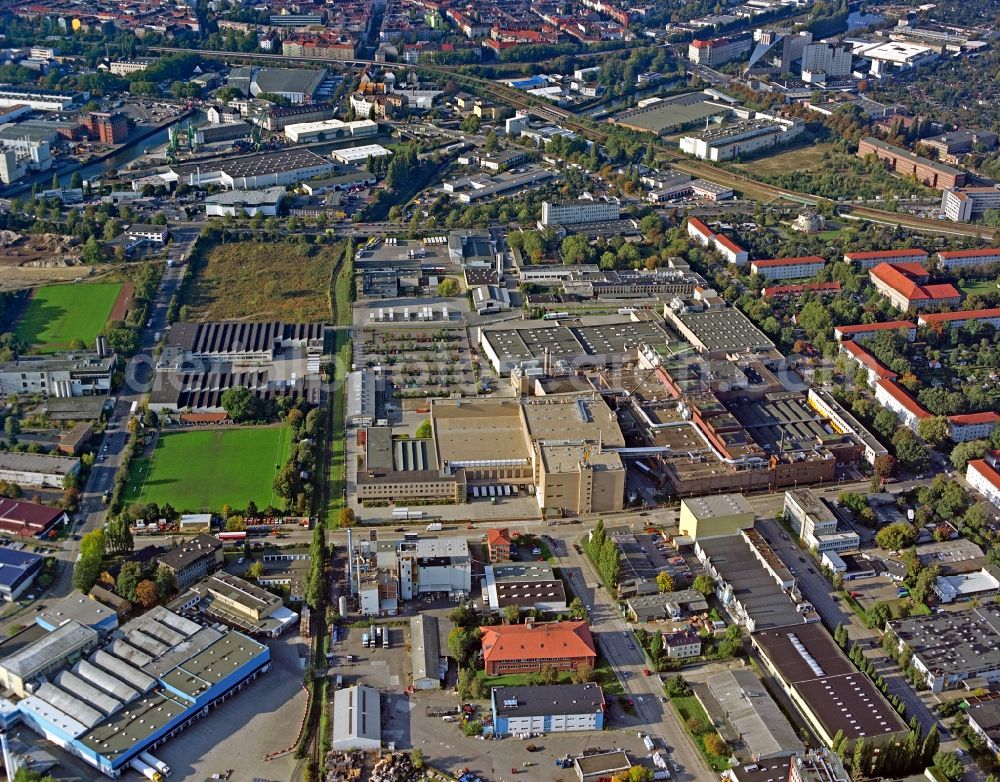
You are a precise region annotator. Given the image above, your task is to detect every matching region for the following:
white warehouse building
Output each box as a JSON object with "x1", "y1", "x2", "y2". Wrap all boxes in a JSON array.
[{"x1": 680, "y1": 117, "x2": 803, "y2": 162}]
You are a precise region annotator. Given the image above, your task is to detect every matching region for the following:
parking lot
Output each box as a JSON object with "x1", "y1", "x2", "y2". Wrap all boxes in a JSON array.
[
  {"x1": 329, "y1": 623, "x2": 412, "y2": 692},
  {"x1": 608, "y1": 525, "x2": 694, "y2": 585},
  {"x1": 409, "y1": 688, "x2": 656, "y2": 782}
]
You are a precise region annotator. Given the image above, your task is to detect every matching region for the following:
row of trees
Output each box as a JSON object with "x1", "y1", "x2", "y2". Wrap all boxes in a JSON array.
[
  {"x1": 272, "y1": 406, "x2": 325, "y2": 516},
  {"x1": 583, "y1": 520, "x2": 621, "y2": 588}
]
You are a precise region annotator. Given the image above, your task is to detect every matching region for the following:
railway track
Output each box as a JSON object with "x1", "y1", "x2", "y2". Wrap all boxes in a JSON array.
[{"x1": 148, "y1": 46, "x2": 997, "y2": 239}]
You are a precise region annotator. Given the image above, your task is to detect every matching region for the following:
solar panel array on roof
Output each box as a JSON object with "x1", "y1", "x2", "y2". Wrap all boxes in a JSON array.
[
  {"x1": 91, "y1": 650, "x2": 156, "y2": 693},
  {"x1": 74, "y1": 659, "x2": 139, "y2": 703},
  {"x1": 54, "y1": 670, "x2": 122, "y2": 716}
]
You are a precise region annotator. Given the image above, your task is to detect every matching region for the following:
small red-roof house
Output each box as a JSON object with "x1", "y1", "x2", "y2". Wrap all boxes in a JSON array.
[
  {"x1": 479, "y1": 620, "x2": 597, "y2": 675},
  {"x1": 486, "y1": 528, "x2": 512, "y2": 562}
]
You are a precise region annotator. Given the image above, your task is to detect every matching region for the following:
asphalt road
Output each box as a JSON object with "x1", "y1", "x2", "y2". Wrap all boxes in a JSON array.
[{"x1": 555, "y1": 538, "x2": 715, "y2": 782}]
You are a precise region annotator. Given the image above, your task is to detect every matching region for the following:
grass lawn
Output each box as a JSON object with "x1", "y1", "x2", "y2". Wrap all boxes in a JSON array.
[
  {"x1": 15, "y1": 282, "x2": 121, "y2": 352},
  {"x1": 188, "y1": 240, "x2": 340, "y2": 322},
  {"x1": 671, "y1": 695, "x2": 729, "y2": 772},
  {"x1": 959, "y1": 280, "x2": 1000, "y2": 297},
  {"x1": 476, "y1": 657, "x2": 623, "y2": 696},
  {"x1": 123, "y1": 426, "x2": 292, "y2": 512},
  {"x1": 734, "y1": 142, "x2": 835, "y2": 178},
  {"x1": 887, "y1": 598, "x2": 931, "y2": 618}
]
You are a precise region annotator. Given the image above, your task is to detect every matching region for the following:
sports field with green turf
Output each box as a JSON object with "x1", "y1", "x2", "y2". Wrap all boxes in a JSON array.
[
  {"x1": 15, "y1": 282, "x2": 122, "y2": 353},
  {"x1": 123, "y1": 425, "x2": 292, "y2": 512}
]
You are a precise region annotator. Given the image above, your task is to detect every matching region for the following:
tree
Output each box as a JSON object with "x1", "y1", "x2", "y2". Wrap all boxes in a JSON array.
[
  {"x1": 572, "y1": 661, "x2": 596, "y2": 684},
  {"x1": 247, "y1": 560, "x2": 265, "y2": 579},
  {"x1": 460, "y1": 114, "x2": 481, "y2": 134},
  {"x1": 154, "y1": 565, "x2": 176, "y2": 600},
  {"x1": 918, "y1": 416, "x2": 951, "y2": 447},
  {"x1": 561, "y1": 234, "x2": 593, "y2": 265},
  {"x1": 951, "y1": 439, "x2": 989, "y2": 471},
  {"x1": 14, "y1": 770, "x2": 56, "y2": 782},
  {"x1": 448, "y1": 626, "x2": 481, "y2": 668},
  {"x1": 873, "y1": 409, "x2": 900, "y2": 441},
  {"x1": 921, "y1": 724, "x2": 940, "y2": 767},
  {"x1": 692, "y1": 574, "x2": 715, "y2": 597},
  {"x1": 873, "y1": 454, "x2": 898, "y2": 479},
  {"x1": 686, "y1": 714, "x2": 707, "y2": 734},
  {"x1": 116, "y1": 561, "x2": 143, "y2": 602},
  {"x1": 911, "y1": 565, "x2": 940, "y2": 606},
  {"x1": 221, "y1": 386, "x2": 255, "y2": 422},
  {"x1": 503, "y1": 603, "x2": 520, "y2": 624},
  {"x1": 834, "y1": 623, "x2": 849, "y2": 648},
  {"x1": 704, "y1": 733, "x2": 727, "y2": 757},
  {"x1": 538, "y1": 664, "x2": 558, "y2": 685},
  {"x1": 664, "y1": 674, "x2": 689, "y2": 697},
  {"x1": 865, "y1": 601, "x2": 892, "y2": 630},
  {"x1": 933, "y1": 752, "x2": 964, "y2": 782},
  {"x1": 611, "y1": 768, "x2": 653, "y2": 782},
  {"x1": 225, "y1": 515, "x2": 246, "y2": 532},
  {"x1": 104, "y1": 514, "x2": 133, "y2": 556},
  {"x1": 657, "y1": 571, "x2": 675, "y2": 593},
  {"x1": 650, "y1": 630, "x2": 663, "y2": 661},
  {"x1": 135, "y1": 579, "x2": 159, "y2": 608},
  {"x1": 73, "y1": 528, "x2": 105, "y2": 593},
  {"x1": 415, "y1": 419, "x2": 433, "y2": 439},
  {"x1": 568, "y1": 596, "x2": 588, "y2": 620},
  {"x1": 893, "y1": 427, "x2": 930, "y2": 471},
  {"x1": 338, "y1": 508, "x2": 355, "y2": 527},
  {"x1": 411, "y1": 749, "x2": 424, "y2": 770},
  {"x1": 875, "y1": 522, "x2": 918, "y2": 551},
  {"x1": 436, "y1": 278, "x2": 460, "y2": 297},
  {"x1": 81, "y1": 235, "x2": 103, "y2": 264}
]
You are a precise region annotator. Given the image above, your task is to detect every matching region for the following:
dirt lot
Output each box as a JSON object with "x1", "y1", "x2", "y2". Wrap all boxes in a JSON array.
[{"x1": 0, "y1": 232, "x2": 91, "y2": 291}]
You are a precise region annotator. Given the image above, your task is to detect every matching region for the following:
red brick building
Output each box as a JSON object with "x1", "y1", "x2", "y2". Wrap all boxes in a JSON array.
[
  {"x1": 86, "y1": 111, "x2": 128, "y2": 144},
  {"x1": 857, "y1": 137, "x2": 966, "y2": 190},
  {"x1": 480, "y1": 620, "x2": 597, "y2": 676}
]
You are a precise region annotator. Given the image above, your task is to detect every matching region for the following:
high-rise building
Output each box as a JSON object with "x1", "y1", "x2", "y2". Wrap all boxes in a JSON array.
[{"x1": 800, "y1": 43, "x2": 853, "y2": 82}]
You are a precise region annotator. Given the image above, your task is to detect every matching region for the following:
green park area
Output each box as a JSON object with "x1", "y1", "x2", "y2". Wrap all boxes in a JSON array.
[
  {"x1": 123, "y1": 425, "x2": 292, "y2": 512},
  {"x1": 958, "y1": 279, "x2": 999, "y2": 298},
  {"x1": 15, "y1": 282, "x2": 122, "y2": 352}
]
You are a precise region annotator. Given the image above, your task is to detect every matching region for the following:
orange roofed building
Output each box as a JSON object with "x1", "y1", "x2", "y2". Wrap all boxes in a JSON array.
[
  {"x1": 480, "y1": 620, "x2": 597, "y2": 675},
  {"x1": 869, "y1": 262, "x2": 961, "y2": 311},
  {"x1": 487, "y1": 528, "x2": 512, "y2": 562}
]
